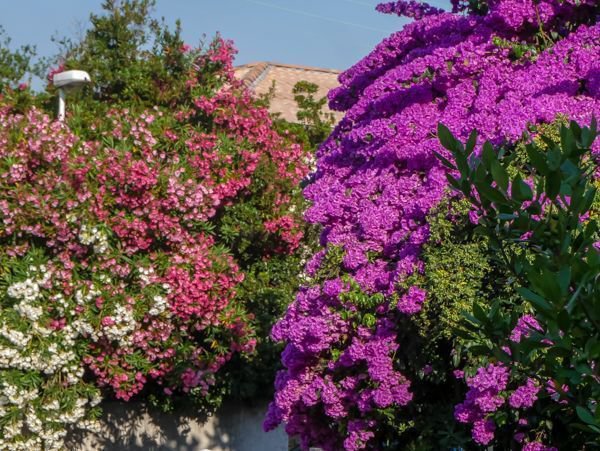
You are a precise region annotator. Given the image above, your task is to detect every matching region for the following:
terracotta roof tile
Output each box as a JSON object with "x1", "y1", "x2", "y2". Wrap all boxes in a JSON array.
[{"x1": 234, "y1": 62, "x2": 343, "y2": 123}]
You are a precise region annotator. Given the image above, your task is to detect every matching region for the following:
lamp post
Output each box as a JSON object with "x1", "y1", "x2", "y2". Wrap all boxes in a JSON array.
[{"x1": 52, "y1": 70, "x2": 91, "y2": 122}]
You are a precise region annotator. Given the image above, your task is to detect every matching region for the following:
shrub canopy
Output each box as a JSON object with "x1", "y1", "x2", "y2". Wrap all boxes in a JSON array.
[{"x1": 0, "y1": 4, "x2": 314, "y2": 449}]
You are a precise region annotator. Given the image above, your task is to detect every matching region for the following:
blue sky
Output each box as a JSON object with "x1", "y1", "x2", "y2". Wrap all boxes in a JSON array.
[{"x1": 2, "y1": 0, "x2": 451, "y2": 74}]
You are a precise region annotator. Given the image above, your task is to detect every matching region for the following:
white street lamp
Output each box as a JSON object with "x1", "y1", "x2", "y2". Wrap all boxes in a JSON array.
[{"x1": 52, "y1": 70, "x2": 91, "y2": 122}]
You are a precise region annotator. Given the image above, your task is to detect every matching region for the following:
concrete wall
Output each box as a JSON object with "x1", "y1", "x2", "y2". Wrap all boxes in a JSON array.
[{"x1": 68, "y1": 400, "x2": 288, "y2": 451}]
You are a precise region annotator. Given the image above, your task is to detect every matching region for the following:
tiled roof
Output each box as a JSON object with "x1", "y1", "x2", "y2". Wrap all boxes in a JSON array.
[{"x1": 234, "y1": 62, "x2": 343, "y2": 123}]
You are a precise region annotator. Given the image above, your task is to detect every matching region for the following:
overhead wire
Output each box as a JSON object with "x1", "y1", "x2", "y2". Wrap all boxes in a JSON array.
[
  {"x1": 239, "y1": 0, "x2": 393, "y2": 34},
  {"x1": 339, "y1": 0, "x2": 376, "y2": 7}
]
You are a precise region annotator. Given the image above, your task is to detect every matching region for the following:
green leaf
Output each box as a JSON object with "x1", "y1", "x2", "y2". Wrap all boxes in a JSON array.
[
  {"x1": 498, "y1": 213, "x2": 518, "y2": 220},
  {"x1": 569, "y1": 120, "x2": 582, "y2": 140},
  {"x1": 526, "y1": 201, "x2": 542, "y2": 215},
  {"x1": 472, "y1": 302, "x2": 487, "y2": 323},
  {"x1": 465, "y1": 129, "x2": 478, "y2": 156},
  {"x1": 576, "y1": 406, "x2": 599, "y2": 427},
  {"x1": 547, "y1": 148, "x2": 562, "y2": 171},
  {"x1": 560, "y1": 125, "x2": 576, "y2": 156},
  {"x1": 526, "y1": 144, "x2": 549, "y2": 175},
  {"x1": 446, "y1": 174, "x2": 462, "y2": 192},
  {"x1": 455, "y1": 151, "x2": 469, "y2": 177},
  {"x1": 490, "y1": 159, "x2": 509, "y2": 192},
  {"x1": 474, "y1": 162, "x2": 487, "y2": 183},
  {"x1": 481, "y1": 142, "x2": 495, "y2": 169},
  {"x1": 580, "y1": 119, "x2": 597, "y2": 148},
  {"x1": 438, "y1": 123, "x2": 457, "y2": 152},
  {"x1": 581, "y1": 187, "x2": 597, "y2": 214},
  {"x1": 477, "y1": 183, "x2": 507, "y2": 206},
  {"x1": 545, "y1": 171, "x2": 561, "y2": 199},
  {"x1": 511, "y1": 175, "x2": 533, "y2": 202},
  {"x1": 557, "y1": 309, "x2": 571, "y2": 331},
  {"x1": 362, "y1": 313, "x2": 376, "y2": 328},
  {"x1": 433, "y1": 151, "x2": 456, "y2": 170},
  {"x1": 517, "y1": 287, "x2": 552, "y2": 312},
  {"x1": 557, "y1": 266, "x2": 571, "y2": 297}
]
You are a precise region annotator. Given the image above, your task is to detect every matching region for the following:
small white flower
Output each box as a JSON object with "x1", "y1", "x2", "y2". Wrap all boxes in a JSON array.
[
  {"x1": 149, "y1": 295, "x2": 169, "y2": 316},
  {"x1": 7, "y1": 279, "x2": 40, "y2": 302}
]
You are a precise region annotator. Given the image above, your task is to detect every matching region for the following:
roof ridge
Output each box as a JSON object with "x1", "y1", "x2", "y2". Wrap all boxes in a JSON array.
[
  {"x1": 238, "y1": 62, "x2": 271, "y2": 88},
  {"x1": 235, "y1": 61, "x2": 341, "y2": 75}
]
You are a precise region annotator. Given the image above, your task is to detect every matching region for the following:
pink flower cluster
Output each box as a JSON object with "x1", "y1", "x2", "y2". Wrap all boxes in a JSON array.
[{"x1": 0, "y1": 38, "x2": 309, "y2": 403}]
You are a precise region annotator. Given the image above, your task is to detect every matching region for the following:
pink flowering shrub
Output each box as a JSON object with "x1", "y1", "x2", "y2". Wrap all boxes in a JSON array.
[
  {"x1": 0, "y1": 37, "x2": 311, "y2": 449},
  {"x1": 266, "y1": 0, "x2": 599, "y2": 449}
]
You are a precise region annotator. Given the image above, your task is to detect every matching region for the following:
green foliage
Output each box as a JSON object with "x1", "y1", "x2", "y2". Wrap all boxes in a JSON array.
[
  {"x1": 57, "y1": 0, "x2": 189, "y2": 105},
  {"x1": 0, "y1": 26, "x2": 37, "y2": 112},
  {"x1": 314, "y1": 245, "x2": 345, "y2": 283},
  {"x1": 273, "y1": 80, "x2": 335, "y2": 152},
  {"x1": 0, "y1": 26, "x2": 35, "y2": 92},
  {"x1": 215, "y1": 172, "x2": 319, "y2": 399},
  {"x1": 292, "y1": 80, "x2": 335, "y2": 147},
  {"x1": 438, "y1": 119, "x2": 600, "y2": 447},
  {"x1": 416, "y1": 198, "x2": 491, "y2": 342},
  {"x1": 36, "y1": 0, "x2": 203, "y2": 133},
  {"x1": 492, "y1": 35, "x2": 541, "y2": 61}
]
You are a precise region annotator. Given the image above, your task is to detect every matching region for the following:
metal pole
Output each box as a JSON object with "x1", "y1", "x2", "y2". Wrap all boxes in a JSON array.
[{"x1": 57, "y1": 89, "x2": 66, "y2": 122}]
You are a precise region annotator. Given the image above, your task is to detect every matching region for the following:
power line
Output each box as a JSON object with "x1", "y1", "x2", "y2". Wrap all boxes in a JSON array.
[
  {"x1": 339, "y1": 0, "x2": 375, "y2": 7},
  {"x1": 240, "y1": 0, "x2": 392, "y2": 34}
]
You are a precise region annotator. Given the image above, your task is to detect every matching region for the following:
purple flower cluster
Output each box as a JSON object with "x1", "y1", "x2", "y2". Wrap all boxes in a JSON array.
[
  {"x1": 509, "y1": 378, "x2": 540, "y2": 409},
  {"x1": 397, "y1": 285, "x2": 426, "y2": 314},
  {"x1": 344, "y1": 420, "x2": 376, "y2": 451},
  {"x1": 456, "y1": 367, "x2": 544, "y2": 445},
  {"x1": 454, "y1": 364, "x2": 509, "y2": 444},
  {"x1": 510, "y1": 315, "x2": 543, "y2": 343},
  {"x1": 264, "y1": 284, "x2": 412, "y2": 450},
  {"x1": 522, "y1": 442, "x2": 559, "y2": 451},
  {"x1": 376, "y1": 1, "x2": 444, "y2": 20},
  {"x1": 267, "y1": 1, "x2": 600, "y2": 449}
]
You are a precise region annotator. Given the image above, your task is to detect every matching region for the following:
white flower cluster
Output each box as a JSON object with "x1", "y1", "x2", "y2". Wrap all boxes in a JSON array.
[
  {"x1": 78, "y1": 224, "x2": 109, "y2": 253},
  {"x1": 7, "y1": 266, "x2": 52, "y2": 323},
  {"x1": 75, "y1": 287, "x2": 101, "y2": 306},
  {"x1": 0, "y1": 383, "x2": 101, "y2": 451},
  {"x1": 0, "y1": 328, "x2": 30, "y2": 349},
  {"x1": 6, "y1": 278, "x2": 40, "y2": 303},
  {"x1": 149, "y1": 294, "x2": 169, "y2": 316},
  {"x1": 72, "y1": 317, "x2": 97, "y2": 340},
  {"x1": 14, "y1": 300, "x2": 43, "y2": 322},
  {"x1": 138, "y1": 266, "x2": 155, "y2": 286},
  {"x1": 102, "y1": 304, "x2": 136, "y2": 345},
  {"x1": 0, "y1": 267, "x2": 102, "y2": 451},
  {"x1": 50, "y1": 292, "x2": 69, "y2": 314},
  {"x1": 297, "y1": 244, "x2": 314, "y2": 284},
  {"x1": 98, "y1": 273, "x2": 111, "y2": 284},
  {"x1": 303, "y1": 153, "x2": 317, "y2": 173},
  {"x1": 0, "y1": 381, "x2": 102, "y2": 451},
  {"x1": 0, "y1": 319, "x2": 85, "y2": 381}
]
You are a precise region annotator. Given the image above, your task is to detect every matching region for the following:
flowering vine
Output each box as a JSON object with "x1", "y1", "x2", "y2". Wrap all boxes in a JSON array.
[{"x1": 266, "y1": 0, "x2": 600, "y2": 449}]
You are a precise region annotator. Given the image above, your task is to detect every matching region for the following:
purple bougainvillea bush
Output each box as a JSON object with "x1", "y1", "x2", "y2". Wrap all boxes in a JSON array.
[{"x1": 265, "y1": 1, "x2": 600, "y2": 450}]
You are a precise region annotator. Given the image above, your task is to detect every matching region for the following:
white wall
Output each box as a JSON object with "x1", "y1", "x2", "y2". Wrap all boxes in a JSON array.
[{"x1": 69, "y1": 400, "x2": 288, "y2": 451}]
